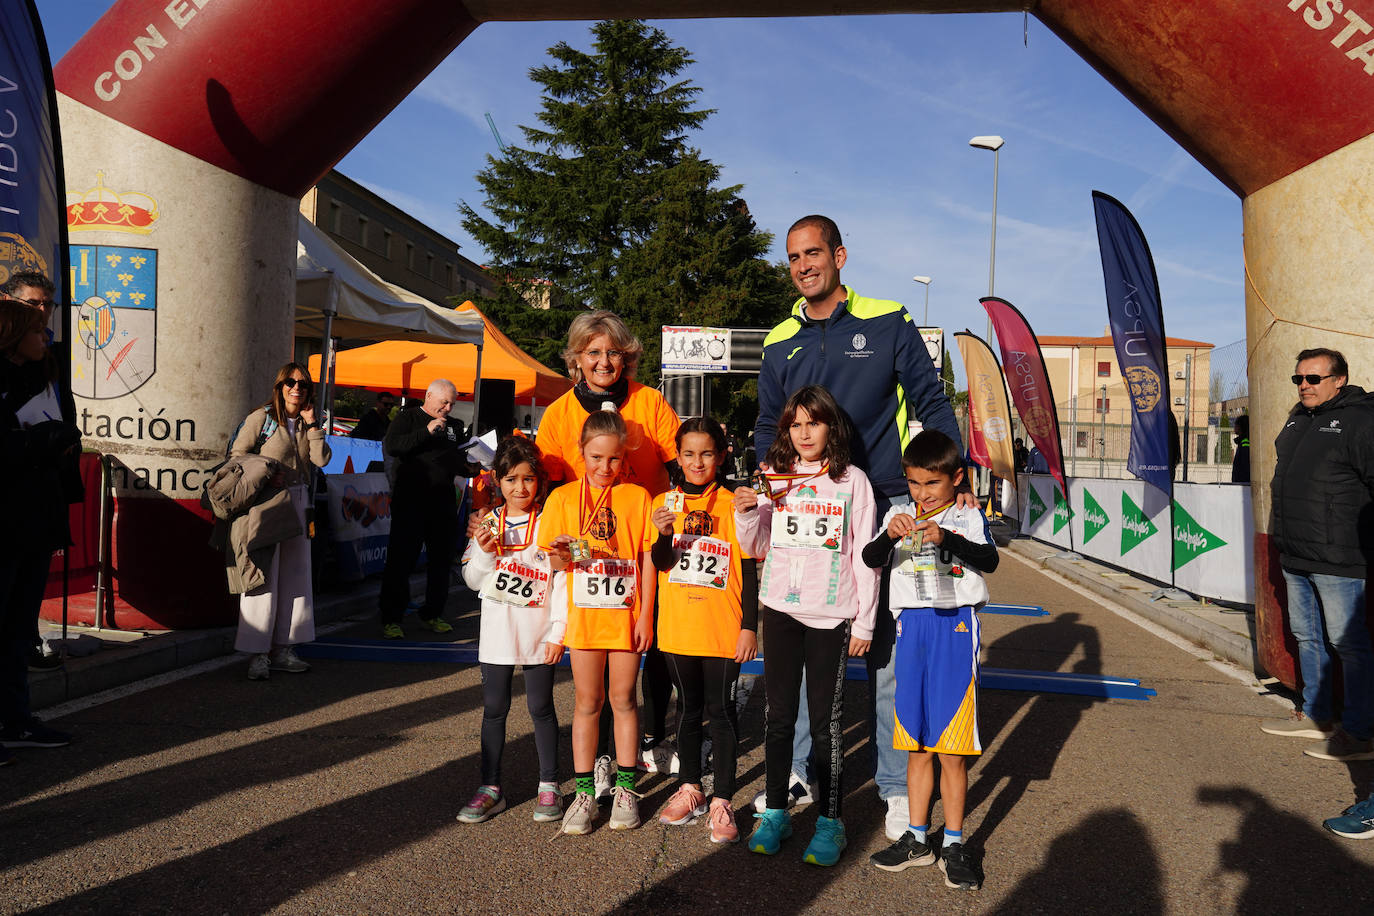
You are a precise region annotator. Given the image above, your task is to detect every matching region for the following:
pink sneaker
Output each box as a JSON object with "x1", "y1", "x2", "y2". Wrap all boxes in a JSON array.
[
  {"x1": 659, "y1": 783, "x2": 708, "y2": 825},
  {"x1": 709, "y1": 799, "x2": 739, "y2": 844}
]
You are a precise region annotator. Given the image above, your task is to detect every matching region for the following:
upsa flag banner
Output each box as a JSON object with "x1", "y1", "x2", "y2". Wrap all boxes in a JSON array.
[
  {"x1": 954, "y1": 330, "x2": 1016, "y2": 491},
  {"x1": 0, "y1": 0, "x2": 70, "y2": 345},
  {"x1": 982, "y1": 297, "x2": 1067, "y2": 497},
  {"x1": 1092, "y1": 191, "x2": 1172, "y2": 494}
]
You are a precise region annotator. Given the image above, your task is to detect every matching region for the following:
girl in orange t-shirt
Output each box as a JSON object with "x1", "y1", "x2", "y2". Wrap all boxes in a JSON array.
[
  {"x1": 649, "y1": 417, "x2": 758, "y2": 845},
  {"x1": 540, "y1": 410, "x2": 655, "y2": 835}
]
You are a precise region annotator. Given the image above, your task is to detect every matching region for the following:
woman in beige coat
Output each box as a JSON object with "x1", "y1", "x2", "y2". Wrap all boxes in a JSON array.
[{"x1": 231, "y1": 361, "x2": 331, "y2": 680}]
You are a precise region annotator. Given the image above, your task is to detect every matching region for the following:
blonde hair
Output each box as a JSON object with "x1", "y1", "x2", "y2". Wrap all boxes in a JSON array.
[
  {"x1": 561, "y1": 310, "x2": 642, "y2": 381},
  {"x1": 579, "y1": 409, "x2": 627, "y2": 451}
]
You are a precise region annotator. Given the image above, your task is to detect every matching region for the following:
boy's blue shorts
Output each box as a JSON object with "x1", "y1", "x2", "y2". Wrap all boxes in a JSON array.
[{"x1": 892, "y1": 605, "x2": 981, "y2": 756}]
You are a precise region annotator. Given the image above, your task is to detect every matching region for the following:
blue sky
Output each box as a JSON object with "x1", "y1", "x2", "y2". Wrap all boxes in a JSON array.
[{"x1": 41, "y1": 6, "x2": 1245, "y2": 375}]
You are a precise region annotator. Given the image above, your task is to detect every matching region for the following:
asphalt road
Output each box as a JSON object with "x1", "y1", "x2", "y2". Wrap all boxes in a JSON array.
[{"x1": 4, "y1": 551, "x2": 1373, "y2": 914}]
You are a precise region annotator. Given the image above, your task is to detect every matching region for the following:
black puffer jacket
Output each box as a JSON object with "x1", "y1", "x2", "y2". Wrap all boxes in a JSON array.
[{"x1": 1271, "y1": 384, "x2": 1374, "y2": 577}]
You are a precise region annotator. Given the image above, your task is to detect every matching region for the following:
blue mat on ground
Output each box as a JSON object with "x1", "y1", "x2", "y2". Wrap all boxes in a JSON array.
[
  {"x1": 981, "y1": 603, "x2": 1050, "y2": 617},
  {"x1": 296, "y1": 637, "x2": 1154, "y2": 701}
]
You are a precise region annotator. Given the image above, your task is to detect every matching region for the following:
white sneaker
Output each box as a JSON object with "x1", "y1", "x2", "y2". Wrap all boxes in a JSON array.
[
  {"x1": 246, "y1": 654, "x2": 270, "y2": 681},
  {"x1": 884, "y1": 795, "x2": 911, "y2": 842},
  {"x1": 752, "y1": 770, "x2": 815, "y2": 812},
  {"x1": 640, "y1": 743, "x2": 680, "y2": 775},
  {"x1": 593, "y1": 755, "x2": 615, "y2": 801}
]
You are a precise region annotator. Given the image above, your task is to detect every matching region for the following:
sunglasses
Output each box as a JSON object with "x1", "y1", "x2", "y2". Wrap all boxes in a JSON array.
[
  {"x1": 280, "y1": 378, "x2": 312, "y2": 390},
  {"x1": 8, "y1": 296, "x2": 55, "y2": 309},
  {"x1": 1292, "y1": 374, "x2": 1334, "y2": 386}
]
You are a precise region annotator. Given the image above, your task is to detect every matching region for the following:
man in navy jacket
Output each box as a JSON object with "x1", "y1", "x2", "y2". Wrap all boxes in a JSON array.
[{"x1": 752, "y1": 215, "x2": 966, "y2": 842}]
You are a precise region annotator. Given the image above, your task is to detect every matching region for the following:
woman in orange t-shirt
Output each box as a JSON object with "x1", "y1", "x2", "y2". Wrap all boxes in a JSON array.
[
  {"x1": 541, "y1": 410, "x2": 655, "y2": 835},
  {"x1": 535, "y1": 309, "x2": 679, "y2": 769}
]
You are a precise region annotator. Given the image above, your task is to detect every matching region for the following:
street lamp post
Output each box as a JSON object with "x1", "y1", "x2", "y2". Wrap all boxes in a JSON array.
[
  {"x1": 969, "y1": 135, "x2": 1004, "y2": 344},
  {"x1": 912, "y1": 275, "x2": 932, "y2": 326}
]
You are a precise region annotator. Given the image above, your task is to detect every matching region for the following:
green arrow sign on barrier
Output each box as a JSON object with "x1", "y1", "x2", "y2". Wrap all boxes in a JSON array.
[
  {"x1": 1172, "y1": 500, "x2": 1226, "y2": 569},
  {"x1": 1053, "y1": 486, "x2": 1073, "y2": 534},
  {"x1": 1120, "y1": 491, "x2": 1157, "y2": 555},
  {"x1": 1028, "y1": 485, "x2": 1047, "y2": 526},
  {"x1": 1082, "y1": 489, "x2": 1108, "y2": 543}
]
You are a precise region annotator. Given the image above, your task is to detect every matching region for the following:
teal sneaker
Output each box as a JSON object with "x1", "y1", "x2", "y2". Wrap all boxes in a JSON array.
[
  {"x1": 747, "y1": 808, "x2": 792, "y2": 855},
  {"x1": 803, "y1": 816, "x2": 847, "y2": 866}
]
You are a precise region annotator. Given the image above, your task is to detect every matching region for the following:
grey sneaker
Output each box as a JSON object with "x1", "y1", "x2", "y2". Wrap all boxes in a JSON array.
[
  {"x1": 593, "y1": 755, "x2": 615, "y2": 801},
  {"x1": 533, "y1": 784, "x2": 563, "y2": 823},
  {"x1": 608, "y1": 786, "x2": 642, "y2": 830},
  {"x1": 1304, "y1": 730, "x2": 1374, "y2": 761},
  {"x1": 247, "y1": 654, "x2": 270, "y2": 681},
  {"x1": 561, "y1": 791, "x2": 598, "y2": 835},
  {"x1": 269, "y1": 647, "x2": 310, "y2": 673},
  {"x1": 1260, "y1": 710, "x2": 1333, "y2": 739}
]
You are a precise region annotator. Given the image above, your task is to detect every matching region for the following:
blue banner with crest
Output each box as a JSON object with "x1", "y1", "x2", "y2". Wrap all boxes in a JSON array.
[
  {"x1": 1092, "y1": 191, "x2": 1172, "y2": 494},
  {"x1": 0, "y1": 0, "x2": 69, "y2": 350}
]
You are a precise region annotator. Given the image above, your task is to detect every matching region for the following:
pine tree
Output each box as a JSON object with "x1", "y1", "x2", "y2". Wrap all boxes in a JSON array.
[{"x1": 459, "y1": 19, "x2": 789, "y2": 395}]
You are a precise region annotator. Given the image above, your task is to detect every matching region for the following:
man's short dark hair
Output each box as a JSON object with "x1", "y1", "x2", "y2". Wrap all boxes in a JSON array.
[
  {"x1": 902, "y1": 429, "x2": 963, "y2": 477},
  {"x1": 1, "y1": 271, "x2": 55, "y2": 297},
  {"x1": 787, "y1": 215, "x2": 843, "y2": 254},
  {"x1": 1297, "y1": 347, "x2": 1348, "y2": 380}
]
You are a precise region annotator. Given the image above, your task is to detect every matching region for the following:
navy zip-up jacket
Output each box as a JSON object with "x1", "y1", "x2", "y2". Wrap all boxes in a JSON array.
[{"x1": 753, "y1": 287, "x2": 963, "y2": 501}]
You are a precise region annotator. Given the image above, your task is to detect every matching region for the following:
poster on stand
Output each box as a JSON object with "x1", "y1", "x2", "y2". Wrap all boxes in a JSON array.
[
  {"x1": 1069, "y1": 477, "x2": 1172, "y2": 585},
  {"x1": 1173, "y1": 483, "x2": 1254, "y2": 603},
  {"x1": 327, "y1": 472, "x2": 393, "y2": 580}
]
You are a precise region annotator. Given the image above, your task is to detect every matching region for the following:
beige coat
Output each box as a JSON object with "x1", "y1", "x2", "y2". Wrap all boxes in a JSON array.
[
  {"x1": 231, "y1": 407, "x2": 331, "y2": 486},
  {"x1": 206, "y1": 454, "x2": 305, "y2": 594}
]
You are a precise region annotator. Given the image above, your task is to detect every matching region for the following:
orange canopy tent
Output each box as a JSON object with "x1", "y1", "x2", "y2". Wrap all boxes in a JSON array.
[{"x1": 308, "y1": 301, "x2": 573, "y2": 405}]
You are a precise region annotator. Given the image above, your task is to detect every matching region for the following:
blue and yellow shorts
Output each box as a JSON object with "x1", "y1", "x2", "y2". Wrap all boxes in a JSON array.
[{"x1": 892, "y1": 605, "x2": 981, "y2": 755}]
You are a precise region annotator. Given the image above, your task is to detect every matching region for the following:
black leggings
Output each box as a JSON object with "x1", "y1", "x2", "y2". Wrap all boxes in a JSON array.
[
  {"x1": 479, "y1": 663, "x2": 558, "y2": 786},
  {"x1": 761, "y1": 606, "x2": 850, "y2": 819},
  {"x1": 665, "y1": 653, "x2": 742, "y2": 800}
]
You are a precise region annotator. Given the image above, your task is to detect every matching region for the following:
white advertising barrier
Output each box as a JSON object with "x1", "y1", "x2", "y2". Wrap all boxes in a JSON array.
[
  {"x1": 1069, "y1": 478, "x2": 1173, "y2": 585},
  {"x1": 1020, "y1": 473, "x2": 1072, "y2": 549},
  {"x1": 1172, "y1": 483, "x2": 1255, "y2": 604},
  {"x1": 1020, "y1": 473, "x2": 1255, "y2": 605}
]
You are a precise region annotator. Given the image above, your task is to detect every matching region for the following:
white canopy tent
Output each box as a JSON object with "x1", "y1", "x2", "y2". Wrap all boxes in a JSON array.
[{"x1": 295, "y1": 214, "x2": 485, "y2": 425}]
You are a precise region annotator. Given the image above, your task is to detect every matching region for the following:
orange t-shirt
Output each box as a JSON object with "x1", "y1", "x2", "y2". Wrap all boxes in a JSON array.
[
  {"x1": 654, "y1": 486, "x2": 751, "y2": 659},
  {"x1": 540, "y1": 479, "x2": 655, "y2": 650},
  {"x1": 535, "y1": 382, "x2": 680, "y2": 496}
]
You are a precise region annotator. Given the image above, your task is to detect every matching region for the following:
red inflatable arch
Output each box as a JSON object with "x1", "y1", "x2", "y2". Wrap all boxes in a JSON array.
[{"x1": 52, "y1": 1, "x2": 1374, "y2": 687}]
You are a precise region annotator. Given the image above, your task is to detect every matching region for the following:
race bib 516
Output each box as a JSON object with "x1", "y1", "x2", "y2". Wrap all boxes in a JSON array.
[
  {"x1": 771, "y1": 497, "x2": 846, "y2": 551},
  {"x1": 572, "y1": 557, "x2": 637, "y2": 609}
]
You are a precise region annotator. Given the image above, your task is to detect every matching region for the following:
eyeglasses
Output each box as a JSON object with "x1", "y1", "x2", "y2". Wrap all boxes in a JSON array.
[
  {"x1": 281, "y1": 378, "x2": 312, "y2": 390},
  {"x1": 582, "y1": 348, "x2": 627, "y2": 362},
  {"x1": 1292, "y1": 374, "x2": 1334, "y2": 386},
  {"x1": 9, "y1": 296, "x2": 55, "y2": 310}
]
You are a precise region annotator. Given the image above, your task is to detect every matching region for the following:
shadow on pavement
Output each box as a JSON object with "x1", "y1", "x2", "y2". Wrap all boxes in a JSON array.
[
  {"x1": 1199, "y1": 785, "x2": 1374, "y2": 910},
  {"x1": 991, "y1": 808, "x2": 1163, "y2": 915},
  {"x1": 968, "y1": 612, "x2": 1102, "y2": 847},
  {"x1": 2, "y1": 662, "x2": 479, "y2": 873}
]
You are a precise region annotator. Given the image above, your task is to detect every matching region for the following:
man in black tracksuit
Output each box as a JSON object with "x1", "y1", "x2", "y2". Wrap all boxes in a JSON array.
[
  {"x1": 379, "y1": 379, "x2": 471, "y2": 638},
  {"x1": 1264, "y1": 347, "x2": 1374, "y2": 770}
]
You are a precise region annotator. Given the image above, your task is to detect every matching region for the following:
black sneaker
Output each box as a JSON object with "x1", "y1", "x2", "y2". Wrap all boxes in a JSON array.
[
  {"x1": 0, "y1": 717, "x2": 72, "y2": 748},
  {"x1": 870, "y1": 831, "x2": 936, "y2": 871},
  {"x1": 938, "y1": 842, "x2": 981, "y2": 890},
  {"x1": 28, "y1": 647, "x2": 63, "y2": 671}
]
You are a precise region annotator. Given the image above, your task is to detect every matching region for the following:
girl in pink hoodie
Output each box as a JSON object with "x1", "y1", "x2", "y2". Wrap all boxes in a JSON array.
[{"x1": 737, "y1": 384, "x2": 877, "y2": 866}]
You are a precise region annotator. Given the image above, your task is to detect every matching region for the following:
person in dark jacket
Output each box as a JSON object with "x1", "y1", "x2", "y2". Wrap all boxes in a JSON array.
[
  {"x1": 752, "y1": 215, "x2": 969, "y2": 843},
  {"x1": 1231, "y1": 414, "x2": 1250, "y2": 483},
  {"x1": 0, "y1": 297, "x2": 81, "y2": 757},
  {"x1": 350, "y1": 391, "x2": 396, "y2": 441},
  {"x1": 1261, "y1": 347, "x2": 1374, "y2": 767},
  {"x1": 378, "y1": 378, "x2": 473, "y2": 638}
]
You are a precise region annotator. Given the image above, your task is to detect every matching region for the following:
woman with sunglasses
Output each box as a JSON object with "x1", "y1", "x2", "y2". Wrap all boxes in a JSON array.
[{"x1": 229, "y1": 362, "x2": 331, "y2": 681}]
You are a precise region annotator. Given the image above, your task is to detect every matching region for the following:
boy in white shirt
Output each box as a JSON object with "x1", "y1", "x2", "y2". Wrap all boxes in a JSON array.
[{"x1": 862, "y1": 430, "x2": 998, "y2": 891}]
